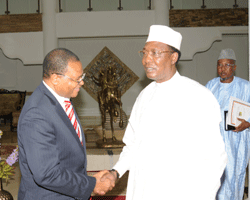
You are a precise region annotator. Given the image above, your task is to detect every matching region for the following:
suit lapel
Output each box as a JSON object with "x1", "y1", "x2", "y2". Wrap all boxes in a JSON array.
[{"x1": 40, "y1": 83, "x2": 86, "y2": 154}]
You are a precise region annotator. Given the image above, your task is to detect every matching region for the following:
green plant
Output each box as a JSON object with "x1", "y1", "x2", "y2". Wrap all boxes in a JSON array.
[{"x1": 0, "y1": 130, "x2": 19, "y2": 183}]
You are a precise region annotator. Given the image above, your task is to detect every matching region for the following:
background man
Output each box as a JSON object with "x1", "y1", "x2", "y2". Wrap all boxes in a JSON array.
[
  {"x1": 206, "y1": 48, "x2": 250, "y2": 200},
  {"x1": 18, "y1": 48, "x2": 114, "y2": 200},
  {"x1": 103, "y1": 25, "x2": 227, "y2": 200}
]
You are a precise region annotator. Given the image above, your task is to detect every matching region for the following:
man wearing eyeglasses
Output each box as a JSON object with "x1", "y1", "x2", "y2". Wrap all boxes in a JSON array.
[
  {"x1": 102, "y1": 25, "x2": 227, "y2": 200},
  {"x1": 18, "y1": 48, "x2": 114, "y2": 200},
  {"x1": 206, "y1": 49, "x2": 250, "y2": 200}
]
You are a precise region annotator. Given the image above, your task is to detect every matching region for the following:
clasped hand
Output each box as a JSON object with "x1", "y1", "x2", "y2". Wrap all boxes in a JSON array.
[
  {"x1": 93, "y1": 170, "x2": 117, "y2": 195},
  {"x1": 233, "y1": 118, "x2": 250, "y2": 133}
]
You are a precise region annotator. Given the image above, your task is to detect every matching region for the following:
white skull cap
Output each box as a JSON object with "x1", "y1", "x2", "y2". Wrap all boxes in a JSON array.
[
  {"x1": 146, "y1": 25, "x2": 182, "y2": 51},
  {"x1": 218, "y1": 48, "x2": 236, "y2": 61}
]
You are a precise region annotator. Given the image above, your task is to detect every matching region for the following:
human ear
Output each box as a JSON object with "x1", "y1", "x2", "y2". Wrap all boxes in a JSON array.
[
  {"x1": 171, "y1": 52, "x2": 178, "y2": 65},
  {"x1": 51, "y1": 73, "x2": 60, "y2": 86},
  {"x1": 233, "y1": 65, "x2": 237, "y2": 72}
]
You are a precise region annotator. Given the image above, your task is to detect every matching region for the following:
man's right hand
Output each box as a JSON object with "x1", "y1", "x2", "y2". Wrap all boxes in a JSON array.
[
  {"x1": 93, "y1": 170, "x2": 115, "y2": 195},
  {"x1": 100, "y1": 170, "x2": 118, "y2": 184}
]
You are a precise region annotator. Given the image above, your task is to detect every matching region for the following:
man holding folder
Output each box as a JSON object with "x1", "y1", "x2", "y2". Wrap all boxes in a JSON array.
[{"x1": 206, "y1": 48, "x2": 250, "y2": 200}]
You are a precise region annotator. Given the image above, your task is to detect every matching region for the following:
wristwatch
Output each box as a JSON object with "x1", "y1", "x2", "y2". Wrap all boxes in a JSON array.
[{"x1": 110, "y1": 169, "x2": 120, "y2": 179}]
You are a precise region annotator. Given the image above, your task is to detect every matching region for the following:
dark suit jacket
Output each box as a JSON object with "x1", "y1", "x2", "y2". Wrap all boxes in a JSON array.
[{"x1": 17, "y1": 82, "x2": 96, "y2": 200}]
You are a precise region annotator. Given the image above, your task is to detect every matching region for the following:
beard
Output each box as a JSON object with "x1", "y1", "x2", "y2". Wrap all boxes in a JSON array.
[{"x1": 220, "y1": 74, "x2": 234, "y2": 82}]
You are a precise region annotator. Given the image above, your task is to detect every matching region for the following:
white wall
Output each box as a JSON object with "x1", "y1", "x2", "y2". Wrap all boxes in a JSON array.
[
  {"x1": 179, "y1": 34, "x2": 249, "y2": 85},
  {"x1": 0, "y1": 29, "x2": 248, "y2": 117},
  {"x1": 0, "y1": 48, "x2": 42, "y2": 91},
  {"x1": 1, "y1": 31, "x2": 246, "y2": 116},
  {"x1": 0, "y1": 9, "x2": 248, "y2": 117}
]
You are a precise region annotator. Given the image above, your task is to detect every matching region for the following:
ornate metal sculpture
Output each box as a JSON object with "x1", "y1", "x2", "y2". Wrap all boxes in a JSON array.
[
  {"x1": 82, "y1": 46, "x2": 139, "y2": 148},
  {"x1": 92, "y1": 64, "x2": 124, "y2": 143}
]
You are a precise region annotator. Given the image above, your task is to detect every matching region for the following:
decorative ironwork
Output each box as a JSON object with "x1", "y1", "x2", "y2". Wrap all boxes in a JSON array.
[
  {"x1": 82, "y1": 46, "x2": 139, "y2": 102},
  {"x1": 36, "y1": 0, "x2": 40, "y2": 13},
  {"x1": 201, "y1": 0, "x2": 206, "y2": 9},
  {"x1": 118, "y1": 0, "x2": 123, "y2": 10},
  {"x1": 87, "y1": 0, "x2": 93, "y2": 11},
  {"x1": 170, "y1": 0, "x2": 174, "y2": 10},
  {"x1": 233, "y1": 0, "x2": 239, "y2": 8},
  {"x1": 5, "y1": 0, "x2": 10, "y2": 15},
  {"x1": 148, "y1": 0, "x2": 151, "y2": 10},
  {"x1": 59, "y1": 0, "x2": 63, "y2": 12}
]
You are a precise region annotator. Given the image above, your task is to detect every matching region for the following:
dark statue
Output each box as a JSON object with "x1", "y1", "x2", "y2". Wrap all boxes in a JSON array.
[
  {"x1": 92, "y1": 64, "x2": 125, "y2": 145},
  {"x1": 82, "y1": 46, "x2": 139, "y2": 148}
]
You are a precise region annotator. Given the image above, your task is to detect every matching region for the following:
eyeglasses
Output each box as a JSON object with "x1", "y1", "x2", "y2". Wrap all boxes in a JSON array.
[
  {"x1": 217, "y1": 63, "x2": 235, "y2": 68},
  {"x1": 55, "y1": 73, "x2": 86, "y2": 84},
  {"x1": 138, "y1": 50, "x2": 173, "y2": 58}
]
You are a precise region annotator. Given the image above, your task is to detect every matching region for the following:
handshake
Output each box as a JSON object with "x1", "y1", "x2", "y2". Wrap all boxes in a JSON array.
[{"x1": 92, "y1": 169, "x2": 119, "y2": 195}]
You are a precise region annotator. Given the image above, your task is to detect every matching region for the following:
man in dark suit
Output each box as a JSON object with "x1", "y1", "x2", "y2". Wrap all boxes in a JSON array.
[{"x1": 18, "y1": 48, "x2": 114, "y2": 200}]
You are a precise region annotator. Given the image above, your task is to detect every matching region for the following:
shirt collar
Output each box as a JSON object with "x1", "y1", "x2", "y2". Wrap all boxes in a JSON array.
[
  {"x1": 43, "y1": 81, "x2": 70, "y2": 110},
  {"x1": 219, "y1": 76, "x2": 235, "y2": 86},
  {"x1": 155, "y1": 71, "x2": 180, "y2": 88}
]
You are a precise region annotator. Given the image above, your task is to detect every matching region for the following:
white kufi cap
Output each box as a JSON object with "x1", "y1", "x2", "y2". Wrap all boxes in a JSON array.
[
  {"x1": 146, "y1": 25, "x2": 182, "y2": 51},
  {"x1": 218, "y1": 48, "x2": 236, "y2": 61}
]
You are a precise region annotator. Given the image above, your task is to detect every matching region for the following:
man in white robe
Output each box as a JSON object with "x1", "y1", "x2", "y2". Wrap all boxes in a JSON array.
[{"x1": 103, "y1": 25, "x2": 227, "y2": 200}]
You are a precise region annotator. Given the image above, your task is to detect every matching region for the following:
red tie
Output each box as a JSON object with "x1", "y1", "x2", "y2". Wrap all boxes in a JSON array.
[{"x1": 64, "y1": 100, "x2": 83, "y2": 145}]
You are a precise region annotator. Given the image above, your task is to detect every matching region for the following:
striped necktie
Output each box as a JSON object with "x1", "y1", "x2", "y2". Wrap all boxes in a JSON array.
[{"x1": 64, "y1": 100, "x2": 83, "y2": 145}]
